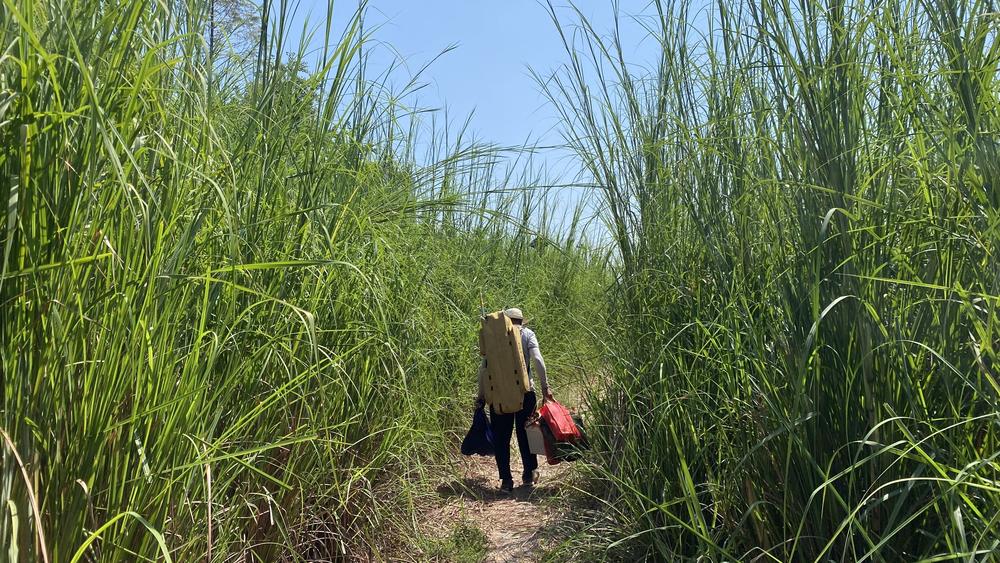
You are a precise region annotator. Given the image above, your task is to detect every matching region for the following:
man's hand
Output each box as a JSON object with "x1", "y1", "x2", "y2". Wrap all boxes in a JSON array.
[{"x1": 542, "y1": 388, "x2": 554, "y2": 404}]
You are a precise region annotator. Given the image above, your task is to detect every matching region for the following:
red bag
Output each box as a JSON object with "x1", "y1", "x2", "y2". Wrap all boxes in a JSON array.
[{"x1": 539, "y1": 400, "x2": 581, "y2": 442}]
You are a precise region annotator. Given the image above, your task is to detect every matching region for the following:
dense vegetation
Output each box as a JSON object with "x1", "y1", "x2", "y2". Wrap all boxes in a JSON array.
[
  {"x1": 547, "y1": 0, "x2": 1000, "y2": 560},
  {"x1": 0, "y1": 0, "x2": 603, "y2": 560},
  {"x1": 6, "y1": 0, "x2": 999, "y2": 560}
]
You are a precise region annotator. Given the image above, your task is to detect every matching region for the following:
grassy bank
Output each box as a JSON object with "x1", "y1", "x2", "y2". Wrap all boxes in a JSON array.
[
  {"x1": 0, "y1": 1, "x2": 604, "y2": 560},
  {"x1": 547, "y1": 0, "x2": 1000, "y2": 560}
]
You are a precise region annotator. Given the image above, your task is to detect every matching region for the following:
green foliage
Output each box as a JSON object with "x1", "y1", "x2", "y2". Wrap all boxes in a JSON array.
[
  {"x1": 546, "y1": 0, "x2": 1000, "y2": 560},
  {"x1": 0, "y1": 0, "x2": 604, "y2": 561},
  {"x1": 416, "y1": 520, "x2": 489, "y2": 563}
]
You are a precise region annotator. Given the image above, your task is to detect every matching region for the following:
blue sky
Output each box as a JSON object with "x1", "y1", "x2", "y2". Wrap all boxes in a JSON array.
[
  {"x1": 356, "y1": 2, "x2": 653, "y2": 146},
  {"x1": 292, "y1": 1, "x2": 660, "y2": 167},
  {"x1": 285, "y1": 1, "x2": 665, "y2": 238}
]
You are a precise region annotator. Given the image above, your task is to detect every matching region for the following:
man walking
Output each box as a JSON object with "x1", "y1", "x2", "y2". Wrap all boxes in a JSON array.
[{"x1": 477, "y1": 307, "x2": 554, "y2": 494}]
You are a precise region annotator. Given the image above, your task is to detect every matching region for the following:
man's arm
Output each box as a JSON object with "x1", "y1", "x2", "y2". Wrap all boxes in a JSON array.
[
  {"x1": 476, "y1": 358, "x2": 487, "y2": 406},
  {"x1": 526, "y1": 332, "x2": 553, "y2": 402}
]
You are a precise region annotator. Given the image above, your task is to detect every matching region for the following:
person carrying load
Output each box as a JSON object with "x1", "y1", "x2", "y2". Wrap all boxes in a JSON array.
[{"x1": 476, "y1": 307, "x2": 554, "y2": 494}]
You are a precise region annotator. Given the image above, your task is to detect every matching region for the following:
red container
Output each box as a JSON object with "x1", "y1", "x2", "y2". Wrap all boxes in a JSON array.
[
  {"x1": 539, "y1": 401, "x2": 581, "y2": 442},
  {"x1": 526, "y1": 401, "x2": 585, "y2": 465}
]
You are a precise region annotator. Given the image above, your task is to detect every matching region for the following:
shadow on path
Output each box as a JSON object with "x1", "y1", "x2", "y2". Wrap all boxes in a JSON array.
[{"x1": 436, "y1": 476, "x2": 562, "y2": 504}]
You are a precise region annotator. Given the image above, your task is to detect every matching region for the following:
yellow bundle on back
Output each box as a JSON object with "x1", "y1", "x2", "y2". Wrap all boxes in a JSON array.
[{"x1": 479, "y1": 311, "x2": 530, "y2": 414}]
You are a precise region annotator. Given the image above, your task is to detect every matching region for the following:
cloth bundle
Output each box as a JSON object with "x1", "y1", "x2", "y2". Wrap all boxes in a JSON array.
[{"x1": 461, "y1": 406, "x2": 495, "y2": 456}]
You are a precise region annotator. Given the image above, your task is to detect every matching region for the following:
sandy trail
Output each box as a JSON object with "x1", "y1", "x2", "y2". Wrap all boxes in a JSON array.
[{"x1": 423, "y1": 451, "x2": 575, "y2": 562}]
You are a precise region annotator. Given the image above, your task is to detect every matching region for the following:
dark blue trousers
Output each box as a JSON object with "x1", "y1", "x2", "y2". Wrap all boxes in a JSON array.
[{"x1": 490, "y1": 391, "x2": 538, "y2": 482}]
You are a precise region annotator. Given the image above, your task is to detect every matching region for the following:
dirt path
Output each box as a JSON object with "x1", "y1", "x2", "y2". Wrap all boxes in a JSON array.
[
  {"x1": 419, "y1": 451, "x2": 576, "y2": 562},
  {"x1": 413, "y1": 381, "x2": 593, "y2": 562}
]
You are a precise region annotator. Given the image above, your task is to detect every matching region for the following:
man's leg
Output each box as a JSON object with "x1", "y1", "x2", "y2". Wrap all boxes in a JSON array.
[
  {"x1": 489, "y1": 406, "x2": 515, "y2": 483},
  {"x1": 514, "y1": 391, "x2": 539, "y2": 483}
]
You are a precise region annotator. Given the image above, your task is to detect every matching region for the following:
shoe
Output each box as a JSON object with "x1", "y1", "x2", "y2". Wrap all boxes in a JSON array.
[
  {"x1": 522, "y1": 469, "x2": 539, "y2": 488},
  {"x1": 499, "y1": 479, "x2": 514, "y2": 495}
]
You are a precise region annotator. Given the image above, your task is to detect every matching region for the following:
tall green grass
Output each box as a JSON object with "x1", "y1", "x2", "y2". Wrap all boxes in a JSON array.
[
  {"x1": 546, "y1": 0, "x2": 1000, "y2": 560},
  {"x1": 0, "y1": 0, "x2": 604, "y2": 560}
]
